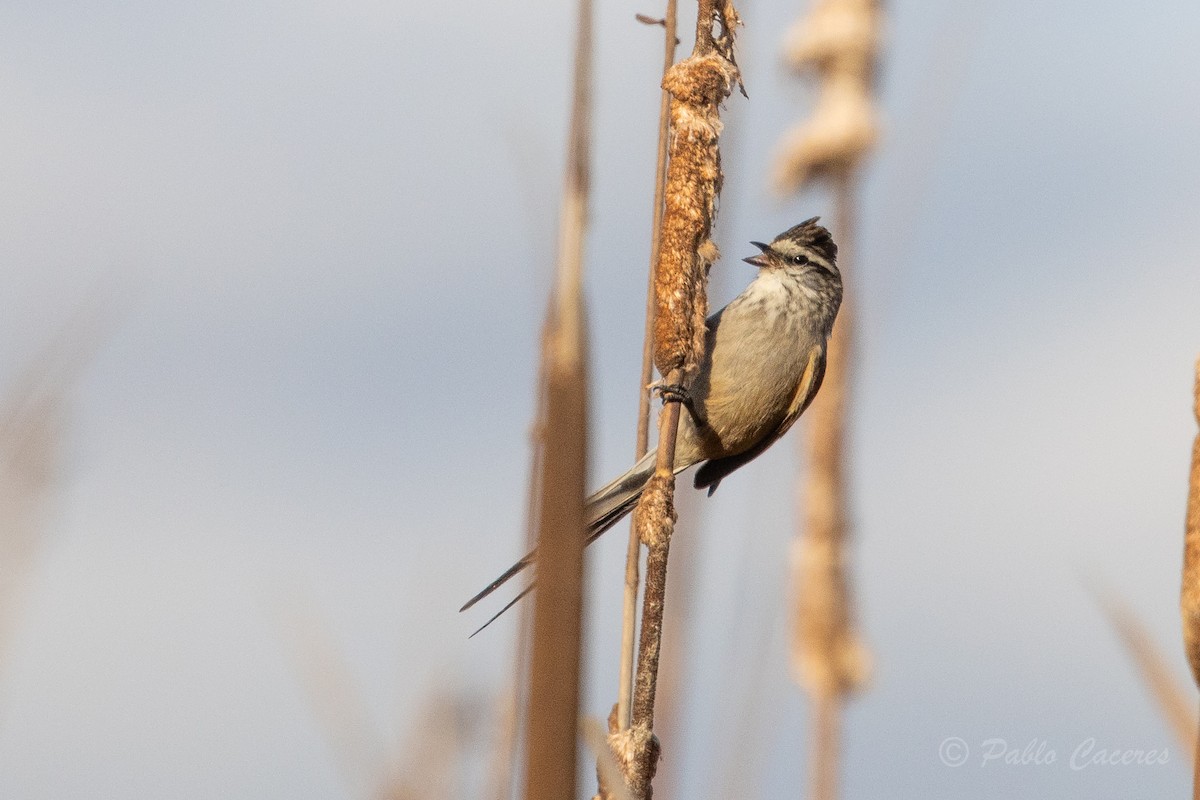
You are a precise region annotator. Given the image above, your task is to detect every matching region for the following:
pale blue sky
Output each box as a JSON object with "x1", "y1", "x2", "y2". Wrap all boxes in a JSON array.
[{"x1": 2, "y1": 1, "x2": 1200, "y2": 798}]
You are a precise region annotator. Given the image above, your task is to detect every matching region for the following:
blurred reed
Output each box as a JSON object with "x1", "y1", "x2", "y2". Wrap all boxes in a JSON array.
[
  {"x1": 519, "y1": 0, "x2": 592, "y2": 796},
  {"x1": 280, "y1": 586, "x2": 496, "y2": 800},
  {"x1": 773, "y1": 1, "x2": 880, "y2": 797},
  {"x1": 279, "y1": 592, "x2": 388, "y2": 799},
  {"x1": 0, "y1": 303, "x2": 107, "y2": 703},
  {"x1": 1093, "y1": 588, "x2": 1196, "y2": 755}
]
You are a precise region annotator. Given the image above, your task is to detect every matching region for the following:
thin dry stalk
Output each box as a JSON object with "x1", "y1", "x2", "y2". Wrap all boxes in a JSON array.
[
  {"x1": 521, "y1": 0, "x2": 592, "y2": 797},
  {"x1": 1095, "y1": 590, "x2": 1197, "y2": 754},
  {"x1": 644, "y1": 485, "x2": 699, "y2": 800},
  {"x1": 1180, "y1": 357, "x2": 1200, "y2": 800},
  {"x1": 606, "y1": 2, "x2": 741, "y2": 797},
  {"x1": 618, "y1": 0, "x2": 681, "y2": 737}
]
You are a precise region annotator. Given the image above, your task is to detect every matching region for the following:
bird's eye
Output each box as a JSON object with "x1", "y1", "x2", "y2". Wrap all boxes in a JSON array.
[{"x1": 790, "y1": 254, "x2": 809, "y2": 265}]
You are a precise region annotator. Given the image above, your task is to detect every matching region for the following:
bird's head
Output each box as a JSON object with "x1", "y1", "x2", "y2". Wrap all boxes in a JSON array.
[{"x1": 742, "y1": 217, "x2": 840, "y2": 285}]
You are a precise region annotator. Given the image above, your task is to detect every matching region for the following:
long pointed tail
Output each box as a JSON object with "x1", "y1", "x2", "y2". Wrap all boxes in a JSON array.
[
  {"x1": 582, "y1": 450, "x2": 658, "y2": 545},
  {"x1": 459, "y1": 451, "x2": 658, "y2": 616}
]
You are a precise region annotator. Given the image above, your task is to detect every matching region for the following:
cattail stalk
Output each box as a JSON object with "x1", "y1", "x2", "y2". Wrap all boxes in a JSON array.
[
  {"x1": 521, "y1": 0, "x2": 592, "y2": 797},
  {"x1": 607, "y1": 2, "x2": 741, "y2": 797},
  {"x1": 619, "y1": 0, "x2": 680, "y2": 736},
  {"x1": 1179, "y1": 357, "x2": 1200, "y2": 800}
]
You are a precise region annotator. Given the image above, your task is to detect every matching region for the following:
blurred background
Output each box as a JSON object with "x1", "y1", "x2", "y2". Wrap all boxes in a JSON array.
[{"x1": 2, "y1": 0, "x2": 1199, "y2": 797}]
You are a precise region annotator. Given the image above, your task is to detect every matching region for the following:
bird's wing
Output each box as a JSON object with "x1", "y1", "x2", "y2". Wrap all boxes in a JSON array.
[{"x1": 692, "y1": 343, "x2": 826, "y2": 494}]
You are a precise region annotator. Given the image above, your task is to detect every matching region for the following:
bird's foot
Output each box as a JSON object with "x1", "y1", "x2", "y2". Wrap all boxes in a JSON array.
[
  {"x1": 653, "y1": 382, "x2": 692, "y2": 407},
  {"x1": 650, "y1": 381, "x2": 708, "y2": 428}
]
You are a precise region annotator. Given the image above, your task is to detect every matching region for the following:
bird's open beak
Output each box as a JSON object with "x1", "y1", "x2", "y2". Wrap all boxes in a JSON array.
[{"x1": 742, "y1": 241, "x2": 772, "y2": 268}]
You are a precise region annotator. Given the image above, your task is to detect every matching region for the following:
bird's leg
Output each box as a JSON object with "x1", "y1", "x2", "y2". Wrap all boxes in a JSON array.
[{"x1": 652, "y1": 382, "x2": 708, "y2": 429}]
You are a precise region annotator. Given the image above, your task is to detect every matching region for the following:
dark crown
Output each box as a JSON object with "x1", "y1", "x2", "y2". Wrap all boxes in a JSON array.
[{"x1": 775, "y1": 217, "x2": 837, "y2": 265}]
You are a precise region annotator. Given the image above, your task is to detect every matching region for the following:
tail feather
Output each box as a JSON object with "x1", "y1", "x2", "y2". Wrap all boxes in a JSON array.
[
  {"x1": 460, "y1": 451, "x2": 659, "y2": 618},
  {"x1": 583, "y1": 450, "x2": 657, "y2": 543},
  {"x1": 467, "y1": 583, "x2": 534, "y2": 637},
  {"x1": 459, "y1": 551, "x2": 535, "y2": 612}
]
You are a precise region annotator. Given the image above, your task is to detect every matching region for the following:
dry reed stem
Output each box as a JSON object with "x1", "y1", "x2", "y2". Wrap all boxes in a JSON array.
[
  {"x1": 619, "y1": 0, "x2": 681, "y2": 736},
  {"x1": 1095, "y1": 589, "x2": 1197, "y2": 754},
  {"x1": 520, "y1": 0, "x2": 592, "y2": 797},
  {"x1": 522, "y1": 141, "x2": 590, "y2": 800},
  {"x1": 610, "y1": 2, "x2": 741, "y2": 797},
  {"x1": 606, "y1": 437, "x2": 677, "y2": 800},
  {"x1": 1180, "y1": 357, "x2": 1200, "y2": 800},
  {"x1": 644, "y1": 484, "x2": 699, "y2": 800}
]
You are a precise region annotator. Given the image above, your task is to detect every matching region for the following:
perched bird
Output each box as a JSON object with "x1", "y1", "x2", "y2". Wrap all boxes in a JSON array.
[{"x1": 462, "y1": 217, "x2": 842, "y2": 624}]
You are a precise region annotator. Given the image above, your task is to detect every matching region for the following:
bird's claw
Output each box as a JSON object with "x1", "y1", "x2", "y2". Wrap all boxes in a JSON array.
[
  {"x1": 653, "y1": 382, "x2": 692, "y2": 407},
  {"x1": 651, "y1": 381, "x2": 709, "y2": 429}
]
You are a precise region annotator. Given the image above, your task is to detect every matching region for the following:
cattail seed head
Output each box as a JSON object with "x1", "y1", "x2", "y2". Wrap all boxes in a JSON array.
[{"x1": 652, "y1": 52, "x2": 739, "y2": 380}]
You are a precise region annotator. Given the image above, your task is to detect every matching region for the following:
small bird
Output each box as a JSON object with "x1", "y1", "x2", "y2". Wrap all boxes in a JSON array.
[{"x1": 462, "y1": 217, "x2": 842, "y2": 624}]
